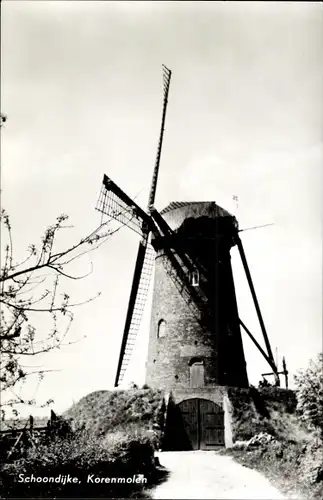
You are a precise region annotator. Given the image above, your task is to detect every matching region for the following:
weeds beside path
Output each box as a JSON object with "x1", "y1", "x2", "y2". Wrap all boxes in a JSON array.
[{"x1": 223, "y1": 438, "x2": 323, "y2": 500}]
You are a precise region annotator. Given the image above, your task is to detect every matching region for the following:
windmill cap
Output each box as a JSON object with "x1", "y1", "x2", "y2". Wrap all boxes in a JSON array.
[
  {"x1": 160, "y1": 201, "x2": 237, "y2": 232},
  {"x1": 161, "y1": 201, "x2": 233, "y2": 217}
]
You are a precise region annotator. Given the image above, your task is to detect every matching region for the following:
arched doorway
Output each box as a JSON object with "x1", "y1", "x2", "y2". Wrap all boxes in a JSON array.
[{"x1": 177, "y1": 398, "x2": 224, "y2": 450}]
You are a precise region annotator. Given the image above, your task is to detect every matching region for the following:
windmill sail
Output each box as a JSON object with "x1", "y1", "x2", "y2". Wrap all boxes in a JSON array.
[
  {"x1": 96, "y1": 174, "x2": 153, "y2": 236},
  {"x1": 113, "y1": 65, "x2": 172, "y2": 386},
  {"x1": 96, "y1": 175, "x2": 157, "y2": 386},
  {"x1": 148, "y1": 65, "x2": 172, "y2": 208},
  {"x1": 114, "y1": 239, "x2": 155, "y2": 386}
]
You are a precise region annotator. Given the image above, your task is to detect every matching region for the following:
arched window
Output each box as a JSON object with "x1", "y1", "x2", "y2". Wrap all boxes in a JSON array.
[
  {"x1": 189, "y1": 358, "x2": 205, "y2": 388},
  {"x1": 157, "y1": 319, "x2": 167, "y2": 338}
]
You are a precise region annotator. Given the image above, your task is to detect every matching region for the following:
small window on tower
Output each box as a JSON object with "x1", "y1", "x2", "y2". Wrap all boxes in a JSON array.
[
  {"x1": 157, "y1": 319, "x2": 167, "y2": 338},
  {"x1": 189, "y1": 358, "x2": 205, "y2": 388},
  {"x1": 190, "y1": 269, "x2": 199, "y2": 287}
]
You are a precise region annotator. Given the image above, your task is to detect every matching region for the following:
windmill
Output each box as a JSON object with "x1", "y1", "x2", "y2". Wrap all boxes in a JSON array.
[{"x1": 96, "y1": 65, "x2": 282, "y2": 393}]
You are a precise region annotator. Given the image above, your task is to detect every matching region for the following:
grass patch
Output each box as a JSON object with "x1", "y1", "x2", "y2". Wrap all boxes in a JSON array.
[
  {"x1": 227, "y1": 386, "x2": 300, "y2": 441},
  {"x1": 225, "y1": 435, "x2": 322, "y2": 500},
  {"x1": 64, "y1": 388, "x2": 165, "y2": 439}
]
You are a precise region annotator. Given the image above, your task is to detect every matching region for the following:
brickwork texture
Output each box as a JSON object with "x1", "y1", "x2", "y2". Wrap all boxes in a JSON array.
[{"x1": 145, "y1": 201, "x2": 249, "y2": 391}]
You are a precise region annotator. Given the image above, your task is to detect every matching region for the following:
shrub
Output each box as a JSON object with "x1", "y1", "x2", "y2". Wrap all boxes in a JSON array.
[
  {"x1": 0, "y1": 426, "x2": 156, "y2": 498},
  {"x1": 226, "y1": 436, "x2": 323, "y2": 500},
  {"x1": 294, "y1": 353, "x2": 323, "y2": 433},
  {"x1": 226, "y1": 376, "x2": 323, "y2": 500}
]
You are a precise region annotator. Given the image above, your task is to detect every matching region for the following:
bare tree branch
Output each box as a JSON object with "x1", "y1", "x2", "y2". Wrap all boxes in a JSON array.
[{"x1": 0, "y1": 208, "x2": 119, "y2": 414}]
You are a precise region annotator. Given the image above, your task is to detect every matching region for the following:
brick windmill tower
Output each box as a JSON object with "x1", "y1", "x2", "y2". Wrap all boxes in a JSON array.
[
  {"x1": 96, "y1": 66, "x2": 280, "y2": 449},
  {"x1": 146, "y1": 201, "x2": 249, "y2": 391}
]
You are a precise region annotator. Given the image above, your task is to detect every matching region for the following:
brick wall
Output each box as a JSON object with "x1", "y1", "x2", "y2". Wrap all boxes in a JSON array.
[{"x1": 145, "y1": 202, "x2": 248, "y2": 390}]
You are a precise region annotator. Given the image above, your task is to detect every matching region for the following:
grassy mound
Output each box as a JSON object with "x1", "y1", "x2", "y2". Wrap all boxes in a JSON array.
[
  {"x1": 64, "y1": 388, "x2": 165, "y2": 439},
  {"x1": 227, "y1": 386, "x2": 301, "y2": 441}
]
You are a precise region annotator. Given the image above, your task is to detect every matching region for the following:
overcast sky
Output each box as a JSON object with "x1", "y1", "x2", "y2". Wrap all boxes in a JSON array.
[{"x1": 1, "y1": 1, "x2": 322, "y2": 417}]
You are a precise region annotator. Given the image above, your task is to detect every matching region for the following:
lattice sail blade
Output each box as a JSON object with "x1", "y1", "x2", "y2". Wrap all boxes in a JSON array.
[
  {"x1": 162, "y1": 64, "x2": 171, "y2": 97},
  {"x1": 115, "y1": 240, "x2": 155, "y2": 386},
  {"x1": 96, "y1": 174, "x2": 152, "y2": 237},
  {"x1": 148, "y1": 65, "x2": 172, "y2": 208}
]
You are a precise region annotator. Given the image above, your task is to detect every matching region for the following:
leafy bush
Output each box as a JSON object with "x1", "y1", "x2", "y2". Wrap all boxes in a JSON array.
[
  {"x1": 1, "y1": 390, "x2": 165, "y2": 498},
  {"x1": 0, "y1": 426, "x2": 156, "y2": 498},
  {"x1": 294, "y1": 353, "x2": 323, "y2": 433},
  {"x1": 226, "y1": 373, "x2": 323, "y2": 500}
]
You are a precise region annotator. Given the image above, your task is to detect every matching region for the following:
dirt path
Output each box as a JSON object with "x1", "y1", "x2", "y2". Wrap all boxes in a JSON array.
[{"x1": 150, "y1": 451, "x2": 285, "y2": 500}]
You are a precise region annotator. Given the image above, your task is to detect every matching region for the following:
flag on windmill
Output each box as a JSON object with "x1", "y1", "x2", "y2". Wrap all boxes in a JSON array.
[{"x1": 232, "y1": 195, "x2": 239, "y2": 215}]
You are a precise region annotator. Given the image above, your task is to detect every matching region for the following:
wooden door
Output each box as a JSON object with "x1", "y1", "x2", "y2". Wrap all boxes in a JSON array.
[
  {"x1": 177, "y1": 398, "x2": 199, "y2": 450},
  {"x1": 199, "y1": 398, "x2": 224, "y2": 448},
  {"x1": 177, "y1": 398, "x2": 224, "y2": 450}
]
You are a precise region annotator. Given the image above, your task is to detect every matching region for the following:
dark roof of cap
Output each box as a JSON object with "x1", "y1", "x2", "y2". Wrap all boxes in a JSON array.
[{"x1": 160, "y1": 201, "x2": 233, "y2": 218}]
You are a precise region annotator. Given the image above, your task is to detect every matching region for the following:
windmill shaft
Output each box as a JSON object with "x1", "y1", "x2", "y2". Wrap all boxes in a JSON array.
[
  {"x1": 239, "y1": 223, "x2": 275, "y2": 233},
  {"x1": 148, "y1": 68, "x2": 172, "y2": 208},
  {"x1": 236, "y1": 235, "x2": 276, "y2": 367}
]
